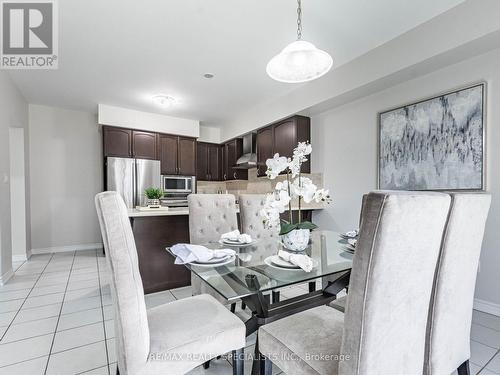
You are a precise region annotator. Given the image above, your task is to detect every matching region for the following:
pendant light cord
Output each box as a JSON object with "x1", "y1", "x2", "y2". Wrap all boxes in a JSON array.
[{"x1": 297, "y1": 0, "x2": 302, "y2": 40}]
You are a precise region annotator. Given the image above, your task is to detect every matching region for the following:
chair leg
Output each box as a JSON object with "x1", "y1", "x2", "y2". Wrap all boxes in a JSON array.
[
  {"x1": 272, "y1": 290, "x2": 280, "y2": 303},
  {"x1": 261, "y1": 355, "x2": 272, "y2": 375},
  {"x1": 308, "y1": 281, "x2": 316, "y2": 292},
  {"x1": 230, "y1": 303, "x2": 236, "y2": 313},
  {"x1": 203, "y1": 361, "x2": 210, "y2": 369},
  {"x1": 457, "y1": 360, "x2": 470, "y2": 375},
  {"x1": 232, "y1": 348, "x2": 244, "y2": 375},
  {"x1": 241, "y1": 301, "x2": 246, "y2": 310},
  {"x1": 116, "y1": 367, "x2": 120, "y2": 375}
]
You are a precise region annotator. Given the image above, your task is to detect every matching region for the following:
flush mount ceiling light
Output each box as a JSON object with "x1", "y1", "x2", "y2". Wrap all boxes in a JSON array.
[
  {"x1": 152, "y1": 94, "x2": 176, "y2": 108},
  {"x1": 203, "y1": 73, "x2": 215, "y2": 79},
  {"x1": 266, "y1": 0, "x2": 333, "y2": 83}
]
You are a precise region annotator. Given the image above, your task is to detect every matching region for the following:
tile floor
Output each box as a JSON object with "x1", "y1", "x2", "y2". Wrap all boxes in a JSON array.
[{"x1": 0, "y1": 250, "x2": 499, "y2": 375}]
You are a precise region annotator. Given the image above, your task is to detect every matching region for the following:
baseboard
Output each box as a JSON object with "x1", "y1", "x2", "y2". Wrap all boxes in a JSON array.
[
  {"x1": 12, "y1": 254, "x2": 28, "y2": 262},
  {"x1": 31, "y1": 243, "x2": 103, "y2": 254},
  {"x1": 474, "y1": 298, "x2": 500, "y2": 317},
  {"x1": 0, "y1": 268, "x2": 14, "y2": 286}
]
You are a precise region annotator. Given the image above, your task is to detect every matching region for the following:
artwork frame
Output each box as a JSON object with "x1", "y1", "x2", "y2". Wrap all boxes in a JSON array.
[{"x1": 377, "y1": 82, "x2": 486, "y2": 191}]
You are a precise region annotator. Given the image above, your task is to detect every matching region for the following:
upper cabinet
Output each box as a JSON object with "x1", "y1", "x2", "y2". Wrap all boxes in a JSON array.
[
  {"x1": 103, "y1": 126, "x2": 157, "y2": 160},
  {"x1": 223, "y1": 138, "x2": 247, "y2": 181},
  {"x1": 256, "y1": 115, "x2": 311, "y2": 175},
  {"x1": 197, "y1": 142, "x2": 223, "y2": 181},
  {"x1": 256, "y1": 126, "x2": 273, "y2": 177},
  {"x1": 103, "y1": 126, "x2": 132, "y2": 158},
  {"x1": 158, "y1": 134, "x2": 196, "y2": 176},
  {"x1": 132, "y1": 131, "x2": 157, "y2": 160}
]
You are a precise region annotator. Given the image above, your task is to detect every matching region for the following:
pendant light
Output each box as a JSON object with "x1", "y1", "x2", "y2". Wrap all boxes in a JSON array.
[{"x1": 266, "y1": 0, "x2": 333, "y2": 83}]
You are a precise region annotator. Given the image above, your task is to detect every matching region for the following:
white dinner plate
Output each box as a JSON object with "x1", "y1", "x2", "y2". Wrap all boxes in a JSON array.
[
  {"x1": 264, "y1": 255, "x2": 318, "y2": 271},
  {"x1": 342, "y1": 245, "x2": 356, "y2": 253},
  {"x1": 219, "y1": 239, "x2": 258, "y2": 247},
  {"x1": 190, "y1": 255, "x2": 236, "y2": 268}
]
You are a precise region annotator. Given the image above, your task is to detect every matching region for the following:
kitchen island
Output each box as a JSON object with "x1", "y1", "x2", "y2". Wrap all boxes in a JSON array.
[{"x1": 129, "y1": 205, "x2": 324, "y2": 294}]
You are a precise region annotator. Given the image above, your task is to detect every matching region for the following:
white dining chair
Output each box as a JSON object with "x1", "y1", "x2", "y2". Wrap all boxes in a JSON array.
[
  {"x1": 95, "y1": 191, "x2": 245, "y2": 375},
  {"x1": 424, "y1": 193, "x2": 491, "y2": 375},
  {"x1": 258, "y1": 191, "x2": 452, "y2": 375}
]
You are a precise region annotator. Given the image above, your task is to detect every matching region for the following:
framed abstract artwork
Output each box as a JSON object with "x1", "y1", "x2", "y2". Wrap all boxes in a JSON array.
[{"x1": 378, "y1": 83, "x2": 485, "y2": 191}]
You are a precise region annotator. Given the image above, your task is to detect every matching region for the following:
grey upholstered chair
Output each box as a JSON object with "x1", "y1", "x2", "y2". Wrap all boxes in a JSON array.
[
  {"x1": 259, "y1": 191, "x2": 452, "y2": 375},
  {"x1": 239, "y1": 194, "x2": 278, "y2": 242},
  {"x1": 95, "y1": 192, "x2": 245, "y2": 375},
  {"x1": 188, "y1": 194, "x2": 239, "y2": 306},
  {"x1": 424, "y1": 193, "x2": 491, "y2": 375}
]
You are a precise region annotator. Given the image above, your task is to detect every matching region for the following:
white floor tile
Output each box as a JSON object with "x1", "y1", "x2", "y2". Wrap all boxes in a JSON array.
[
  {"x1": 67, "y1": 279, "x2": 99, "y2": 291},
  {"x1": 0, "y1": 311, "x2": 16, "y2": 326},
  {"x1": 0, "y1": 289, "x2": 30, "y2": 302},
  {"x1": 470, "y1": 362, "x2": 482, "y2": 375},
  {"x1": 69, "y1": 272, "x2": 99, "y2": 283},
  {"x1": 481, "y1": 369, "x2": 500, "y2": 375},
  {"x1": 0, "y1": 356, "x2": 48, "y2": 375},
  {"x1": 52, "y1": 322, "x2": 105, "y2": 353},
  {"x1": 2, "y1": 316, "x2": 58, "y2": 343},
  {"x1": 30, "y1": 283, "x2": 67, "y2": 297},
  {"x1": 62, "y1": 296, "x2": 101, "y2": 315},
  {"x1": 171, "y1": 286, "x2": 193, "y2": 300},
  {"x1": 486, "y1": 351, "x2": 500, "y2": 374},
  {"x1": 81, "y1": 365, "x2": 109, "y2": 374},
  {"x1": 103, "y1": 305, "x2": 113, "y2": 321},
  {"x1": 106, "y1": 338, "x2": 116, "y2": 364},
  {"x1": 22, "y1": 293, "x2": 65, "y2": 309},
  {"x1": 13, "y1": 303, "x2": 62, "y2": 324},
  {"x1": 187, "y1": 358, "x2": 233, "y2": 374},
  {"x1": 0, "y1": 333, "x2": 53, "y2": 367},
  {"x1": 0, "y1": 299, "x2": 23, "y2": 314},
  {"x1": 109, "y1": 361, "x2": 117, "y2": 374},
  {"x1": 46, "y1": 341, "x2": 108, "y2": 375},
  {"x1": 471, "y1": 324, "x2": 500, "y2": 349},
  {"x1": 64, "y1": 287, "x2": 100, "y2": 301},
  {"x1": 101, "y1": 293, "x2": 112, "y2": 306},
  {"x1": 473, "y1": 310, "x2": 500, "y2": 332},
  {"x1": 470, "y1": 340, "x2": 498, "y2": 366},
  {"x1": 57, "y1": 308, "x2": 103, "y2": 331},
  {"x1": 104, "y1": 319, "x2": 114, "y2": 339}
]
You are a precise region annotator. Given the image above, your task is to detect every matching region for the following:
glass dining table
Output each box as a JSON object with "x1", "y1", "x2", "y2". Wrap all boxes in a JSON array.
[{"x1": 166, "y1": 230, "x2": 353, "y2": 374}]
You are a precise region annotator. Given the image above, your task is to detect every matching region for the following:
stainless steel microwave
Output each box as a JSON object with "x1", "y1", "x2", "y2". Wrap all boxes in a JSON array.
[{"x1": 161, "y1": 175, "x2": 196, "y2": 193}]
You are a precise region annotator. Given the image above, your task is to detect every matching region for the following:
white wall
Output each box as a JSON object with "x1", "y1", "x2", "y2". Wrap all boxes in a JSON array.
[
  {"x1": 312, "y1": 47, "x2": 500, "y2": 313},
  {"x1": 0, "y1": 72, "x2": 29, "y2": 283},
  {"x1": 98, "y1": 104, "x2": 200, "y2": 138},
  {"x1": 29, "y1": 105, "x2": 103, "y2": 252}
]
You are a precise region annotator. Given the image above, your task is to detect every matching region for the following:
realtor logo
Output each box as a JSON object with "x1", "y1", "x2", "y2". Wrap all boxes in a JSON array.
[{"x1": 1, "y1": 0, "x2": 58, "y2": 69}]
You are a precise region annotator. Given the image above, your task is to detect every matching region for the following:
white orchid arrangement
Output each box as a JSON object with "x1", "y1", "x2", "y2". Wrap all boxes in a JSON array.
[{"x1": 260, "y1": 142, "x2": 332, "y2": 235}]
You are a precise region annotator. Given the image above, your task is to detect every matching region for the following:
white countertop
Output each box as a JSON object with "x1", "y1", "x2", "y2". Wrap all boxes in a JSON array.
[{"x1": 128, "y1": 204, "x2": 324, "y2": 218}]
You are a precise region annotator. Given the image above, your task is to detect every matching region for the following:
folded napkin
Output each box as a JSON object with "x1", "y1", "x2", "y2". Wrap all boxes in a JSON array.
[
  {"x1": 221, "y1": 230, "x2": 252, "y2": 244},
  {"x1": 171, "y1": 244, "x2": 235, "y2": 264},
  {"x1": 347, "y1": 238, "x2": 357, "y2": 247},
  {"x1": 345, "y1": 229, "x2": 359, "y2": 238},
  {"x1": 278, "y1": 250, "x2": 313, "y2": 272}
]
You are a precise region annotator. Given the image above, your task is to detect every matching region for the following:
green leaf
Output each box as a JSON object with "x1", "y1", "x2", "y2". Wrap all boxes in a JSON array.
[
  {"x1": 296, "y1": 221, "x2": 318, "y2": 231},
  {"x1": 280, "y1": 222, "x2": 298, "y2": 235}
]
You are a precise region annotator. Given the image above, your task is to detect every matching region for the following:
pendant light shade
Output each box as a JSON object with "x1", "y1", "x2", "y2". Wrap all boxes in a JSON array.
[
  {"x1": 266, "y1": 40, "x2": 333, "y2": 83},
  {"x1": 266, "y1": 0, "x2": 333, "y2": 83}
]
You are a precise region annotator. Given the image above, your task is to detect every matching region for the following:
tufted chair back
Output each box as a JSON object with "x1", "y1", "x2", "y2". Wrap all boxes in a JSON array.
[
  {"x1": 239, "y1": 194, "x2": 278, "y2": 241},
  {"x1": 95, "y1": 192, "x2": 149, "y2": 375},
  {"x1": 188, "y1": 194, "x2": 238, "y2": 244}
]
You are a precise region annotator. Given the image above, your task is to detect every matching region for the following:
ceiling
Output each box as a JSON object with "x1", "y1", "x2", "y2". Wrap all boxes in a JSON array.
[{"x1": 8, "y1": 0, "x2": 466, "y2": 126}]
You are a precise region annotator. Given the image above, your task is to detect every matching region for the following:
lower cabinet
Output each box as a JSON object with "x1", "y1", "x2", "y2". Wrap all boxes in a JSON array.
[{"x1": 130, "y1": 216, "x2": 190, "y2": 293}]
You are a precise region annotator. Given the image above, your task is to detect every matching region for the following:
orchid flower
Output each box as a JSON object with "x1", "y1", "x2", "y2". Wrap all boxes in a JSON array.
[{"x1": 265, "y1": 153, "x2": 288, "y2": 179}]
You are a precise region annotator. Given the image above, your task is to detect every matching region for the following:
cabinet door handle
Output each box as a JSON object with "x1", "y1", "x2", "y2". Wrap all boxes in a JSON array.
[
  {"x1": 223, "y1": 173, "x2": 227, "y2": 180},
  {"x1": 233, "y1": 172, "x2": 237, "y2": 179}
]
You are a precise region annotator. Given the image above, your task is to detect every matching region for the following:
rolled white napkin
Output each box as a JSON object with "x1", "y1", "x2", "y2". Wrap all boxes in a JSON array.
[
  {"x1": 171, "y1": 244, "x2": 235, "y2": 264},
  {"x1": 220, "y1": 230, "x2": 253, "y2": 244},
  {"x1": 278, "y1": 250, "x2": 313, "y2": 272}
]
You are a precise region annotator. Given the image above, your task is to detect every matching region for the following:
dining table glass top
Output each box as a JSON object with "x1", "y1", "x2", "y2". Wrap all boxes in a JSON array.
[{"x1": 167, "y1": 230, "x2": 354, "y2": 301}]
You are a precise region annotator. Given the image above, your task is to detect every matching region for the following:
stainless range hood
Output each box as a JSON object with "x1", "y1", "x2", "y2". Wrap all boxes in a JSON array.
[{"x1": 233, "y1": 133, "x2": 257, "y2": 169}]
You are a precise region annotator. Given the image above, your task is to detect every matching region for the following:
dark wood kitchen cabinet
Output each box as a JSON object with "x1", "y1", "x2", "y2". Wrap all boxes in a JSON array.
[
  {"x1": 223, "y1": 138, "x2": 247, "y2": 180},
  {"x1": 256, "y1": 115, "x2": 311, "y2": 175},
  {"x1": 158, "y1": 134, "x2": 196, "y2": 176},
  {"x1": 197, "y1": 142, "x2": 223, "y2": 181},
  {"x1": 103, "y1": 126, "x2": 132, "y2": 157},
  {"x1": 256, "y1": 126, "x2": 273, "y2": 177},
  {"x1": 132, "y1": 130, "x2": 157, "y2": 159}
]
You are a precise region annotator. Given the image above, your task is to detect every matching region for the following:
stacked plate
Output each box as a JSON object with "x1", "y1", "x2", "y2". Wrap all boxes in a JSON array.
[
  {"x1": 219, "y1": 238, "x2": 258, "y2": 247},
  {"x1": 190, "y1": 255, "x2": 235, "y2": 268},
  {"x1": 264, "y1": 255, "x2": 318, "y2": 271}
]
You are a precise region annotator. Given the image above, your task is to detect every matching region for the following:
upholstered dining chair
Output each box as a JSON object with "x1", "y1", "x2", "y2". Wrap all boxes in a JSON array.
[
  {"x1": 424, "y1": 193, "x2": 491, "y2": 375},
  {"x1": 95, "y1": 192, "x2": 245, "y2": 375},
  {"x1": 258, "y1": 191, "x2": 452, "y2": 375},
  {"x1": 239, "y1": 194, "x2": 278, "y2": 242}
]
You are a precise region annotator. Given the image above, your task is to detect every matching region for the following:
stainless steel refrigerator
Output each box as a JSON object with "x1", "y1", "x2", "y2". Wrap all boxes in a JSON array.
[{"x1": 106, "y1": 157, "x2": 161, "y2": 209}]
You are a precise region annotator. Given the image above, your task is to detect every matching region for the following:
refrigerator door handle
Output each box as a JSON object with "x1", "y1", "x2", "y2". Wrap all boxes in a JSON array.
[{"x1": 133, "y1": 159, "x2": 138, "y2": 207}]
